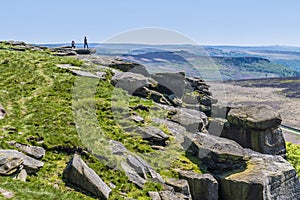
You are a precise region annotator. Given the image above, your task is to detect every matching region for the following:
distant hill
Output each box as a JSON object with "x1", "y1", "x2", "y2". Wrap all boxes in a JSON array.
[
  {"x1": 121, "y1": 50, "x2": 299, "y2": 80},
  {"x1": 35, "y1": 43, "x2": 300, "y2": 80}
]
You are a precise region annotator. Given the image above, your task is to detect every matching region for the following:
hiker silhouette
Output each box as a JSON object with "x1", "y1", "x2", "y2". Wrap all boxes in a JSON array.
[
  {"x1": 84, "y1": 36, "x2": 89, "y2": 49},
  {"x1": 71, "y1": 40, "x2": 75, "y2": 49}
]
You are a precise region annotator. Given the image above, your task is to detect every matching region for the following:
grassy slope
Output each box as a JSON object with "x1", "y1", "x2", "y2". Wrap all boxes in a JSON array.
[{"x1": 0, "y1": 43, "x2": 202, "y2": 199}]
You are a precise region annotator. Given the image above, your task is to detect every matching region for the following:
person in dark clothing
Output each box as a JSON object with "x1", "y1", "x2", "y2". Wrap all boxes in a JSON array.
[
  {"x1": 71, "y1": 40, "x2": 76, "y2": 49},
  {"x1": 84, "y1": 36, "x2": 88, "y2": 49}
]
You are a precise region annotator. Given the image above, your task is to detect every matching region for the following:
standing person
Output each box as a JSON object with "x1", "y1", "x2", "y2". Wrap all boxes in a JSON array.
[
  {"x1": 71, "y1": 40, "x2": 76, "y2": 49},
  {"x1": 84, "y1": 36, "x2": 89, "y2": 49}
]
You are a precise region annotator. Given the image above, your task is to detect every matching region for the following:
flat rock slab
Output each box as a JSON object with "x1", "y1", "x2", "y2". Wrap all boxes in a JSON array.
[
  {"x1": 0, "y1": 150, "x2": 44, "y2": 174},
  {"x1": 63, "y1": 154, "x2": 111, "y2": 199},
  {"x1": 227, "y1": 105, "x2": 282, "y2": 130},
  {"x1": 71, "y1": 70, "x2": 105, "y2": 79},
  {"x1": 56, "y1": 64, "x2": 82, "y2": 70},
  {"x1": 217, "y1": 149, "x2": 300, "y2": 200},
  {"x1": 9, "y1": 142, "x2": 45, "y2": 159}
]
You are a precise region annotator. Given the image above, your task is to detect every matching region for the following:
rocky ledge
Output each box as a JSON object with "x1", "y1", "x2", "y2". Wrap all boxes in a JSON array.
[{"x1": 0, "y1": 42, "x2": 299, "y2": 200}]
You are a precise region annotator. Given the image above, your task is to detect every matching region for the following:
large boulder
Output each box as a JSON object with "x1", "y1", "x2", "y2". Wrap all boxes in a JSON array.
[
  {"x1": 227, "y1": 105, "x2": 282, "y2": 130},
  {"x1": 169, "y1": 107, "x2": 208, "y2": 133},
  {"x1": 151, "y1": 72, "x2": 186, "y2": 97},
  {"x1": 63, "y1": 154, "x2": 111, "y2": 199},
  {"x1": 217, "y1": 149, "x2": 300, "y2": 200},
  {"x1": 0, "y1": 150, "x2": 44, "y2": 174},
  {"x1": 178, "y1": 171, "x2": 218, "y2": 200},
  {"x1": 111, "y1": 72, "x2": 157, "y2": 95},
  {"x1": 183, "y1": 133, "x2": 249, "y2": 173},
  {"x1": 222, "y1": 105, "x2": 286, "y2": 156}
]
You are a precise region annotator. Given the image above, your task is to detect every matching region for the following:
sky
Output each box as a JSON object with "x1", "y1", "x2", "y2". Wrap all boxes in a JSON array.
[{"x1": 1, "y1": 0, "x2": 300, "y2": 46}]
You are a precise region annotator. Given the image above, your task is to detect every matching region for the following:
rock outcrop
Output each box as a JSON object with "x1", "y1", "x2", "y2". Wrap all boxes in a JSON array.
[
  {"x1": 182, "y1": 133, "x2": 300, "y2": 200},
  {"x1": 217, "y1": 149, "x2": 300, "y2": 200},
  {"x1": 221, "y1": 105, "x2": 286, "y2": 157},
  {"x1": 63, "y1": 154, "x2": 111, "y2": 199}
]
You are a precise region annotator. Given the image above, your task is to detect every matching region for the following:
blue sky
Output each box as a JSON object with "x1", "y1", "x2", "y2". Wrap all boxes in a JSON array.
[{"x1": 1, "y1": 0, "x2": 300, "y2": 46}]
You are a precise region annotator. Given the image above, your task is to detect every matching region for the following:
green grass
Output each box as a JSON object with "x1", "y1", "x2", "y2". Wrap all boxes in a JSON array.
[
  {"x1": 0, "y1": 43, "x2": 205, "y2": 199},
  {"x1": 286, "y1": 142, "x2": 300, "y2": 176}
]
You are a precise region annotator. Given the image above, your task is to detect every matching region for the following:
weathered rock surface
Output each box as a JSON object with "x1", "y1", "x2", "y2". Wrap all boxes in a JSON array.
[
  {"x1": 169, "y1": 107, "x2": 208, "y2": 133},
  {"x1": 159, "y1": 191, "x2": 189, "y2": 200},
  {"x1": 222, "y1": 105, "x2": 286, "y2": 156},
  {"x1": 165, "y1": 178, "x2": 191, "y2": 198},
  {"x1": 63, "y1": 154, "x2": 111, "y2": 199},
  {"x1": 109, "y1": 140, "x2": 128, "y2": 155},
  {"x1": 136, "y1": 126, "x2": 169, "y2": 145},
  {"x1": 0, "y1": 150, "x2": 44, "y2": 173},
  {"x1": 9, "y1": 142, "x2": 45, "y2": 160},
  {"x1": 112, "y1": 72, "x2": 157, "y2": 94},
  {"x1": 178, "y1": 171, "x2": 218, "y2": 200},
  {"x1": 184, "y1": 133, "x2": 249, "y2": 173},
  {"x1": 0, "y1": 104, "x2": 6, "y2": 120},
  {"x1": 121, "y1": 154, "x2": 164, "y2": 188},
  {"x1": 0, "y1": 156, "x2": 23, "y2": 175},
  {"x1": 134, "y1": 87, "x2": 172, "y2": 105},
  {"x1": 121, "y1": 161, "x2": 146, "y2": 188},
  {"x1": 227, "y1": 105, "x2": 282, "y2": 130},
  {"x1": 217, "y1": 149, "x2": 300, "y2": 200},
  {"x1": 71, "y1": 70, "x2": 105, "y2": 79},
  {"x1": 52, "y1": 46, "x2": 96, "y2": 56},
  {"x1": 152, "y1": 118, "x2": 186, "y2": 136},
  {"x1": 148, "y1": 191, "x2": 162, "y2": 200},
  {"x1": 151, "y1": 72, "x2": 185, "y2": 98}
]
